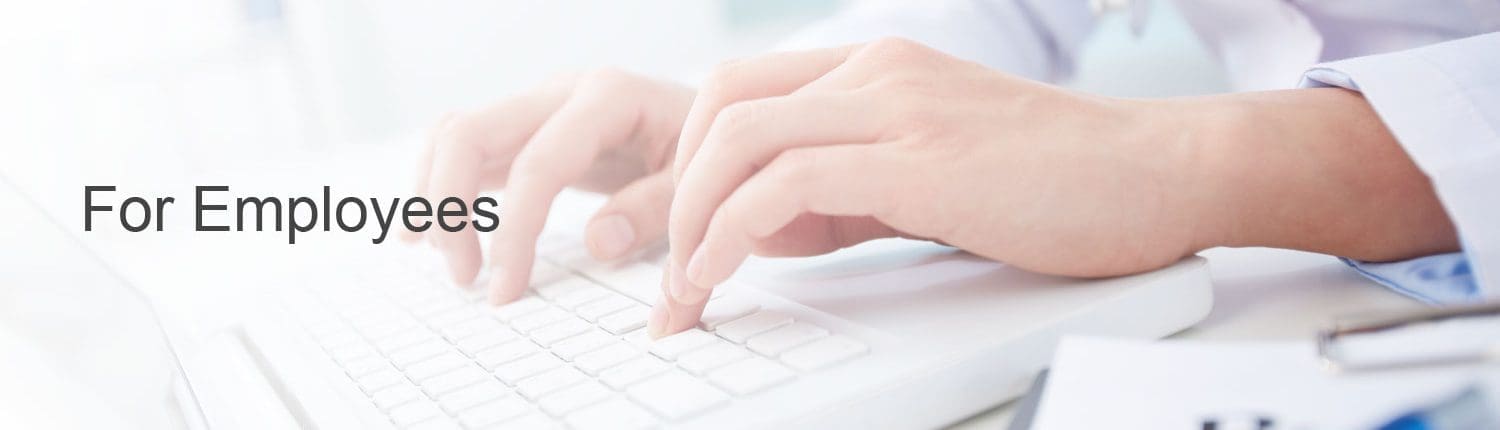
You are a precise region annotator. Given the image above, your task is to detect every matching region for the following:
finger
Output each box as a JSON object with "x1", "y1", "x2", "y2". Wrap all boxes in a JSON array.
[
  {"x1": 667, "y1": 93, "x2": 890, "y2": 297},
  {"x1": 751, "y1": 215, "x2": 899, "y2": 257},
  {"x1": 672, "y1": 45, "x2": 858, "y2": 182},
  {"x1": 652, "y1": 144, "x2": 899, "y2": 337},
  {"x1": 487, "y1": 71, "x2": 649, "y2": 304},
  {"x1": 585, "y1": 170, "x2": 673, "y2": 261},
  {"x1": 688, "y1": 144, "x2": 898, "y2": 290},
  {"x1": 423, "y1": 81, "x2": 574, "y2": 285},
  {"x1": 401, "y1": 113, "x2": 454, "y2": 244}
]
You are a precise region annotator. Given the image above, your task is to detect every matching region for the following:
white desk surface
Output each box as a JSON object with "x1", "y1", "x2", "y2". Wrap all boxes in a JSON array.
[{"x1": 952, "y1": 246, "x2": 1426, "y2": 428}]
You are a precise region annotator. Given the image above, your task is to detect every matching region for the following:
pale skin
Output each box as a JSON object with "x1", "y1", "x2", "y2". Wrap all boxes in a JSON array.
[{"x1": 409, "y1": 38, "x2": 1459, "y2": 338}]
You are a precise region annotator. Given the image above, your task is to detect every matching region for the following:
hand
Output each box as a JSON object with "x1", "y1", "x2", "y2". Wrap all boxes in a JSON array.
[
  {"x1": 649, "y1": 38, "x2": 1208, "y2": 336},
  {"x1": 409, "y1": 69, "x2": 693, "y2": 304},
  {"x1": 649, "y1": 38, "x2": 1459, "y2": 337}
]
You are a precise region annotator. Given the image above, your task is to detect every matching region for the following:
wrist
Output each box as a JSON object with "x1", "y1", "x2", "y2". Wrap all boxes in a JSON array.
[
  {"x1": 1129, "y1": 96, "x2": 1250, "y2": 254},
  {"x1": 1170, "y1": 89, "x2": 1459, "y2": 259}
]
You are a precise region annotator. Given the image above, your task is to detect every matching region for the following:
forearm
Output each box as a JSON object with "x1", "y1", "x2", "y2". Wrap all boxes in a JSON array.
[{"x1": 1183, "y1": 88, "x2": 1460, "y2": 260}]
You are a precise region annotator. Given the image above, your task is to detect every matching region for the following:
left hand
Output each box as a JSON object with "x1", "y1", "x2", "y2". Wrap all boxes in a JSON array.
[{"x1": 649, "y1": 38, "x2": 1211, "y2": 336}]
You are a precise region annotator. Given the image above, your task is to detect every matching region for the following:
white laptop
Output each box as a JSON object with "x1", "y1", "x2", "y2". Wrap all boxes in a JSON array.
[{"x1": 0, "y1": 175, "x2": 1213, "y2": 430}]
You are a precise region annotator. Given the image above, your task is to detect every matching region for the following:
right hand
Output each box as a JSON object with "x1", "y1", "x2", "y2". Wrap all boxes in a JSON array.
[{"x1": 406, "y1": 69, "x2": 694, "y2": 304}]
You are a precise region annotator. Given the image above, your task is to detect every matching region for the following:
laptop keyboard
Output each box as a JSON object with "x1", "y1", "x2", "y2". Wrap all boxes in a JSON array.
[{"x1": 281, "y1": 236, "x2": 868, "y2": 430}]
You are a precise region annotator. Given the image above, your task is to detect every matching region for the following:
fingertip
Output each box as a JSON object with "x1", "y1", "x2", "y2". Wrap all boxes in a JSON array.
[
  {"x1": 665, "y1": 297, "x2": 705, "y2": 335},
  {"x1": 647, "y1": 302, "x2": 670, "y2": 339},
  {"x1": 486, "y1": 275, "x2": 523, "y2": 305},
  {"x1": 440, "y1": 242, "x2": 482, "y2": 287}
]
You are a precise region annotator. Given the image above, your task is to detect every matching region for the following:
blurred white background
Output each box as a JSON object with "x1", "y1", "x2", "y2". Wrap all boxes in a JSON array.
[{"x1": 1, "y1": 0, "x2": 1226, "y2": 180}]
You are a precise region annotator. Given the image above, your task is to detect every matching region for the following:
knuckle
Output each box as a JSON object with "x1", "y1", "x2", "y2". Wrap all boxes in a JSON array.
[
  {"x1": 713, "y1": 101, "x2": 767, "y2": 140},
  {"x1": 700, "y1": 60, "x2": 750, "y2": 102}
]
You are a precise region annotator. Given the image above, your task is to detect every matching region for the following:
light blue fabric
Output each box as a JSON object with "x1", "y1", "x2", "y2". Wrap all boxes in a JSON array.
[
  {"x1": 1342, "y1": 253, "x2": 1481, "y2": 305},
  {"x1": 1300, "y1": 33, "x2": 1500, "y2": 305}
]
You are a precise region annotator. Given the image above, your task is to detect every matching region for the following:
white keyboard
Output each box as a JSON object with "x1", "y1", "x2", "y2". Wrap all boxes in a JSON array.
[{"x1": 281, "y1": 236, "x2": 869, "y2": 430}]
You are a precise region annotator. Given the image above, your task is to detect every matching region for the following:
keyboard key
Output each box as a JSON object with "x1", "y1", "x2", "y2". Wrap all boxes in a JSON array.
[
  {"x1": 708, "y1": 357, "x2": 796, "y2": 395},
  {"x1": 697, "y1": 297, "x2": 759, "y2": 331},
  {"x1": 573, "y1": 342, "x2": 640, "y2": 375},
  {"x1": 404, "y1": 418, "x2": 462, "y2": 430},
  {"x1": 515, "y1": 366, "x2": 586, "y2": 399},
  {"x1": 548, "y1": 247, "x2": 611, "y2": 275},
  {"x1": 405, "y1": 352, "x2": 470, "y2": 381},
  {"x1": 411, "y1": 296, "x2": 466, "y2": 319},
  {"x1": 598, "y1": 355, "x2": 670, "y2": 389},
  {"x1": 439, "y1": 313, "x2": 500, "y2": 340},
  {"x1": 537, "y1": 381, "x2": 610, "y2": 416},
  {"x1": 375, "y1": 328, "x2": 437, "y2": 354},
  {"x1": 621, "y1": 328, "x2": 654, "y2": 349},
  {"x1": 495, "y1": 352, "x2": 562, "y2": 385},
  {"x1": 356, "y1": 367, "x2": 407, "y2": 394},
  {"x1": 490, "y1": 297, "x2": 548, "y2": 321},
  {"x1": 455, "y1": 328, "x2": 518, "y2": 357},
  {"x1": 715, "y1": 311, "x2": 792, "y2": 343},
  {"x1": 528, "y1": 261, "x2": 572, "y2": 288},
  {"x1": 597, "y1": 306, "x2": 649, "y2": 334},
  {"x1": 648, "y1": 329, "x2": 718, "y2": 360},
  {"x1": 436, "y1": 381, "x2": 508, "y2": 415},
  {"x1": 389, "y1": 340, "x2": 449, "y2": 368},
  {"x1": 474, "y1": 340, "x2": 541, "y2": 370},
  {"x1": 387, "y1": 400, "x2": 443, "y2": 427},
  {"x1": 361, "y1": 318, "x2": 423, "y2": 339},
  {"x1": 536, "y1": 277, "x2": 596, "y2": 300},
  {"x1": 342, "y1": 356, "x2": 392, "y2": 377},
  {"x1": 491, "y1": 411, "x2": 557, "y2": 429},
  {"x1": 565, "y1": 398, "x2": 657, "y2": 430},
  {"x1": 575, "y1": 295, "x2": 634, "y2": 322},
  {"x1": 456, "y1": 394, "x2": 531, "y2": 428},
  {"x1": 511, "y1": 307, "x2": 571, "y2": 333},
  {"x1": 746, "y1": 322, "x2": 828, "y2": 356},
  {"x1": 781, "y1": 335, "x2": 869, "y2": 371},
  {"x1": 418, "y1": 365, "x2": 489, "y2": 397},
  {"x1": 529, "y1": 318, "x2": 591, "y2": 346},
  {"x1": 585, "y1": 263, "x2": 661, "y2": 304},
  {"x1": 370, "y1": 383, "x2": 422, "y2": 411},
  {"x1": 627, "y1": 370, "x2": 730, "y2": 420},
  {"x1": 549, "y1": 330, "x2": 615, "y2": 361},
  {"x1": 677, "y1": 340, "x2": 751, "y2": 375},
  {"x1": 328, "y1": 343, "x2": 378, "y2": 364},
  {"x1": 552, "y1": 287, "x2": 610, "y2": 310},
  {"x1": 425, "y1": 307, "x2": 481, "y2": 328}
]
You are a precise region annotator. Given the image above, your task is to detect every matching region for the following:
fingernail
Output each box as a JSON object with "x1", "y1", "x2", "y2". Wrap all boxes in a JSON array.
[
  {"x1": 647, "y1": 303, "x2": 670, "y2": 339},
  {"x1": 588, "y1": 215, "x2": 635, "y2": 259},
  {"x1": 685, "y1": 246, "x2": 708, "y2": 286}
]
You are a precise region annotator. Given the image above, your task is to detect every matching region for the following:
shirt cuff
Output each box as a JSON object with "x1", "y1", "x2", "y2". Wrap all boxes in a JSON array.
[
  {"x1": 1299, "y1": 33, "x2": 1500, "y2": 304},
  {"x1": 1341, "y1": 254, "x2": 1479, "y2": 305}
]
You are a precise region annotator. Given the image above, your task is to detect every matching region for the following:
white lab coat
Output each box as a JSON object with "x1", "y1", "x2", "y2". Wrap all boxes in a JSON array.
[{"x1": 780, "y1": 0, "x2": 1500, "y2": 304}]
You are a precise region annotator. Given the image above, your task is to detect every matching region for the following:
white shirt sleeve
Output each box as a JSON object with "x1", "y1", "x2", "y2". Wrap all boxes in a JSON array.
[
  {"x1": 774, "y1": 0, "x2": 1098, "y2": 83},
  {"x1": 1300, "y1": 32, "x2": 1500, "y2": 303}
]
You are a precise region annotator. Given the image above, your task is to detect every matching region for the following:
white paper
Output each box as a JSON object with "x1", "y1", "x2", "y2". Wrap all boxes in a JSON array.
[{"x1": 1032, "y1": 337, "x2": 1500, "y2": 430}]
